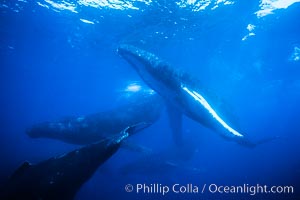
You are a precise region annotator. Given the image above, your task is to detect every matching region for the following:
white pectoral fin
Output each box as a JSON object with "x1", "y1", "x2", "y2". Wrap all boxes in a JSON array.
[
  {"x1": 166, "y1": 104, "x2": 183, "y2": 146},
  {"x1": 181, "y1": 85, "x2": 243, "y2": 138}
]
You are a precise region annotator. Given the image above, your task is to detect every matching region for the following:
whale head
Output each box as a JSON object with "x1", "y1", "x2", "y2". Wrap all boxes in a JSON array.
[
  {"x1": 118, "y1": 44, "x2": 181, "y2": 93},
  {"x1": 117, "y1": 44, "x2": 161, "y2": 73}
]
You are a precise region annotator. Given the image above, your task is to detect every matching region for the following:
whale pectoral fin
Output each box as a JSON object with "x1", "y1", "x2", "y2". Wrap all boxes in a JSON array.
[{"x1": 166, "y1": 105, "x2": 183, "y2": 146}]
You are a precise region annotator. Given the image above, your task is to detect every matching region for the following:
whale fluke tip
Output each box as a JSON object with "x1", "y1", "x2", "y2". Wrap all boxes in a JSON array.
[{"x1": 238, "y1": 135, "x2": 280, "y2": 148}]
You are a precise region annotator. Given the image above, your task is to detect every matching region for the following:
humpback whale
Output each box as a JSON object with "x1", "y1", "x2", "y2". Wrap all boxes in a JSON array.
[
  {"x1": 27, "y1": 91, "x2": 163, "y2": 145},
  {"x1": 118, "y1": 44, "x2": 275, "y2": 147},
  {"x1": 0, "y1": 123, "x2": 149, "y2": 200}
]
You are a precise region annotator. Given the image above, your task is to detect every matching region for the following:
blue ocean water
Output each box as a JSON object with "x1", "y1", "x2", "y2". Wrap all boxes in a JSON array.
[{"x1": 1, "y1": 0, "x2": 300, "y2": 199}]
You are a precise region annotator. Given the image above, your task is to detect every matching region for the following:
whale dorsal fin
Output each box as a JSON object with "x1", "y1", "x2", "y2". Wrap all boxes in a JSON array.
[{"x1": 166, "y1": 105, "x2": 183, "y2": 146}]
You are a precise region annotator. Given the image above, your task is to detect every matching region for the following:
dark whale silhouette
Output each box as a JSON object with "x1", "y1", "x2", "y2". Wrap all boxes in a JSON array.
[
  {"x1": 27, "y1": 92, "x2": 163, "y2": 145},
  {"x1": 0, "y1": 123, "x2": 149, "y2": 200}
]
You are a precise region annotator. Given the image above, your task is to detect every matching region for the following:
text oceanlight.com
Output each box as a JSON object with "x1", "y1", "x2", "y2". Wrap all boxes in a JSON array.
[{"x1": 124, "y1": 183, "x2": 294, "y2": 196}]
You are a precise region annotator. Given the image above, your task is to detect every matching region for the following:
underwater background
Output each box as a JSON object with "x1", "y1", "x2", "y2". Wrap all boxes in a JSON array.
[{"x1": 1, "y1": 0, "x2": 300, "y2": 199}]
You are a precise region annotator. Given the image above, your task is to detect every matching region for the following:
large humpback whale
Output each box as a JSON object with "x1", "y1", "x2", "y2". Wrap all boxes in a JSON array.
[
  {"x1": 27, "y1": 91, "x2": 163, "y2": 145},
  {"x1": 118, "y1": 44, "x2": 274, "y2": 147},
  {"x1": 0, "y1": 123, "x2": 149, "y2": 200}
]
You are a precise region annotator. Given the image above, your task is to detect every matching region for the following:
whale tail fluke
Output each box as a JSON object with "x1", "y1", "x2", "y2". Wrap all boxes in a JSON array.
[
  {"x1": 255, "y1": 135, "x2": 280, "y2": 146},
  {"x1": 237, "y1": 135, "x2": 280, "y2": 148}
]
